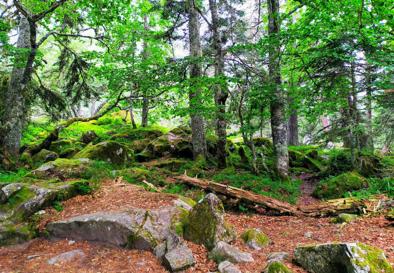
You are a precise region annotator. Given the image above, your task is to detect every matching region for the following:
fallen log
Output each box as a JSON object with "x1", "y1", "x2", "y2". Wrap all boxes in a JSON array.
[
  {"x1": 173, "y1": 175, "x2": 299, "y2": 215},
  {"x1": 173, "y1": 175, "x2": 387, "y2": 217}
]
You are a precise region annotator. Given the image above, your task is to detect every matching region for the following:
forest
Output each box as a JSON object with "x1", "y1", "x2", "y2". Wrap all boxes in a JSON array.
[{"x1": 0, "y1": 0, "x2": 393, "y2": 272}]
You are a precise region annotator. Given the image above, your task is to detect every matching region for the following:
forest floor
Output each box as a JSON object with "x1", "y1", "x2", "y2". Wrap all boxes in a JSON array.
[{"x1": 0, "y1": 177, "x2": 393, "y2": 273}]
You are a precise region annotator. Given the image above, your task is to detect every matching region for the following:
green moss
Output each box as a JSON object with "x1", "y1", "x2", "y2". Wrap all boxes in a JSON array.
[
  {"x1": 331, "y1": 213, "x2": 358, "y2": 224},
  {"x1": 241, "y1": 228, "x2": 270, "y2": 248},
  {"x1": 0, "y1": 186, "x2": 35, "y2": 210},
  {"x1": 171, "y1": 207, "x2": 190, "y2": 236},
  {"x1": 0, "y1": 169, "x2": 29, "y2": 183},
  {"x1": 178, "y1": 196, "x2": 196, "y2": 207},
  {"x1": 313, "y1": 172, "x2": 368, "y2": 199},
  {"x1": 352, "y1": 243, "x2": 394, "y2": 273},
  {"x1": 265, "y1": 261, "x2": 293, "y2": 273},
  {"x1": 74, "y1": 141, "x2": 133, "y2": 166}
]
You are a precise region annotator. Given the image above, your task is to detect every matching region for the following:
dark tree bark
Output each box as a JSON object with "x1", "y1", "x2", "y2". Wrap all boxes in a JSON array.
[
  {"x1": 141, "y1": 16, "x2": 149, "y2": 128},
  {"x1": 187, "y1": 0, "x2": 207, "y2": 159},
  {"x1": 2, "y1": 15, "x2": 33, "y2": 158},
  {"x1": 288, "y1": 97, "x2": 299, "y2": 146},
  {"x1": 363, "y1": 64, "x2": 374, "y2": 151},
  {"x1": 267, "y1": 0, "x2": 289, "y2": 178},
  {"x1": 209, "y1": 0, "x2": 228, "y2": 168},
  {"x1": 129, "y1": 98, "x2": 137, "y2": 129}
]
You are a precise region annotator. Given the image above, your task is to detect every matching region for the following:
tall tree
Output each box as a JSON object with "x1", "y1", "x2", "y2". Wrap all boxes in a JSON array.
[
  {"x1": 187, "y1": 0, "x2": 207, "y2": 159},
  {"x1": 208, "y1": 0, "x2": 228, "y2": 168},
  {"x1": 267, "y1": 0, "x2": 289, "y2": 178}
]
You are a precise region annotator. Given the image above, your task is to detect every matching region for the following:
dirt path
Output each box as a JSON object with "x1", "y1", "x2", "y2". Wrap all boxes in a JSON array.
[
  {"x1": 0, "y1": 179, "x2": 392, "y2": 273},
  {"x1": 296, "y1": 173, "x2": 320, "y2": 207}
]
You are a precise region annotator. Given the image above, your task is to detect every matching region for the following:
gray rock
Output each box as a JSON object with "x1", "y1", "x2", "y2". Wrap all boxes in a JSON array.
[
  {"x1": 0, "y1": 183, "x2": 23, "y2": 204},
  {"x1": 16, "y1": 186, "x2": 56, "y2": 219},
  {"x1": 163, "y1": 244, "x2": 195, "y2": 272},
  {"x1": 218, "y1": 261, "x2": 241, "y2": 273},
  {"x1": 47, "y1": 249, "x2": 85, "y2": 265},
  {"x1": 209, "y1": 241, "x2": 254, "y2": 264},
  {"x1": 184, "y1": 193, "x2": 235, "y2": 250},
  {"x1": 47, "y1": 207, "x2": 179, "y2": 250},
  {"x1": 241, "y1": 228, "x2": 270, "y2": 250},
  {"x1": 294, "y1": 242, "x2": 394, "y2": 273},
  {"x1": 267, "y1": 252, "x2": 289, "y2": 263},
  {"x1": 304, "y1": 231, "x2": 313, "y2": 239}
]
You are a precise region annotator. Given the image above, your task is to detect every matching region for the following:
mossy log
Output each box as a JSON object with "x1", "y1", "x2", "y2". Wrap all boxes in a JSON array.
[{"x1": 173, "y1": 175, "x2": 388, "y2": 217}]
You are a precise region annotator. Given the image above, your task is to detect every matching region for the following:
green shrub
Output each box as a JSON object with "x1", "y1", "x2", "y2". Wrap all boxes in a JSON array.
[
  {"x1": 0, "y1": 169, "x2": 29, "y2": 183},
  {"x1": 313, "y1": 171, "x2": 369, "y2": 199},
  {"x1": 344, "y1": 177, "x2": 393, "y2": 199}
]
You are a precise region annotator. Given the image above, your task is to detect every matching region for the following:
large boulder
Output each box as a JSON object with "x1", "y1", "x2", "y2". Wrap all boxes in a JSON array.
[
  {"x1": 209, "y1": 241, "x2": 254, "y2": 263},
  {"x1": 294, "y1": 242, "x2": 394, "y2": 273},
  {"x1": 184, "y1": 193, "x2": 235, "y2": 250},
  {"x1": 32, "y1": 149, "x2": 58, "y2": 165},
  {"x1": 74, "y1": 141, "x2": 133, "y2": 165},
  {"x1": 47, "y1": 249, "x2": 85, "y2": 265},
  {"x1": 136, "y1": 128, "x2": 193, "y2": 161},
  {"x1": 313, "y1": 172, "x2": 368, "y2": 199},
  {"x1": 47, "y1": 207, "x2": 195, "y2": 272},
  {"x1": 30, "y1": 158, "x2": 92, "y2": 180}
]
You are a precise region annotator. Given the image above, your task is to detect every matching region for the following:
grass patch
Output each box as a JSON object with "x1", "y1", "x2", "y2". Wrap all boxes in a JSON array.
[
  {"x1": 344, "y1": 177, "x2": 394, "y2": 199},
  {"x1": 211, "y1": 168, "x2": 301, "y2": 204},
  {"x1": 0, "y1": 169, "x2": 29, "y2": 183}
]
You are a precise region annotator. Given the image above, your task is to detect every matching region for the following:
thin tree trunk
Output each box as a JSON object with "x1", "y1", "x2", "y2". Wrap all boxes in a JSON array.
[
  {"x1": 141, "y1": 16, "x2": 149, "y2": 127},
  {"x1": 267, "y1": 0, "x2": 289, "y2": 178},
  {"x1": 364, "y1": 64, "x2": 374, "y2": 151},
  {"x1": 188, "y1": 0, "x2": 207, "y2": 159},
  {"x1": 2, "y1": 16, "x2": 34, "y2": 159},
  {"x1": 129, "y1": 98, "x2": 137, "y2": 129},
  {"x1": 288, "y1": 96, "x2": 299, "y2": 146},
  {"x1": 209, "y1": 0, "x2": 228, "y2": 168}
]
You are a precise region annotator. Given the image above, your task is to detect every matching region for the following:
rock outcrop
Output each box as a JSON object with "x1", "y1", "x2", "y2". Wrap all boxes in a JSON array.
[
  {"x1": 294, "y1": 242, "x2": 394, "y2": 273},
  {"x1": 74, "y1": 141, "x2": 133, "y2": 165},
  {"x1": 46, "y1": 206, "x2": 195, "y2": 272},
  {"x1": 218, "y1": 261, "x2": 242, "y2": 273}
]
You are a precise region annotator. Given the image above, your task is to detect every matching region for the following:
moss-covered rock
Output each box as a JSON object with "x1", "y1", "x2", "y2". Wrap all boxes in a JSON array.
[
  {"x1": 30, "y1": 158, "x2": 92, "y2": 179},
  {"x1": 241, "y1": 228, "x2": 270, "y2": 250},
  {"x1": 295, "y1": 242, "x2": 394, "y2": 273},
  {"x1": 49, "y1": 139, "x2": 85, "y2": 155},
  {"x1": 264, "y1": 261, "x2": 293, "y2": 273},
  {"x1": 32, "y1": 149, "x2": 58, "y2": 165},
  {"x1": 184, "y1": 193, "x2": 235, "y2": 250},
  {"x1": 109, "y1": 127, "x2": 164, "y2": 142},
  {"x1": 332, "y1": 213, "x2": 358, "y2": 224},
  {"x1": 289, "y1": 149, "x2": 323, "y2": 172},
  {"x1": 386, "y1": 209, "x2": 394, "y2": 225},
  {"x1": 74, "y1": 141, "x2": 133, "y2": 166},
  {"x1": 80, "y1": 130, "x2": 98, "y2": 144},
  {"x1": 313, "y1": 172, "x2": 368, "y2": 199}
]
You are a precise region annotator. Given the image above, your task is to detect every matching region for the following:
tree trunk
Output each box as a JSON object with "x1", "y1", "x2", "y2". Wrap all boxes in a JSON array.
[
  {"x1": 188, "y1": 0, "x2": 207, "y2": 159},
  {"x1": 209, "y1": 0, "x2": 228, "y2": 168},
  {"x1": 364, "y1": 64, "x2": 374, "y2": 151},
  {"x1": 2, "y1": 16, "x2": 34, "y2": 159},
  {"x1": 267, "y1": 0, "x2": 289, "y2": 178},
  {"x1": 288, "y1": 97, "x2": 299, "y2": 146},
  {"x1": 129, "y1": 98, "x2": 137, "y2": 129},
  {"x1": 141, "y1": 16, "x2": 150, "y2": 127}
]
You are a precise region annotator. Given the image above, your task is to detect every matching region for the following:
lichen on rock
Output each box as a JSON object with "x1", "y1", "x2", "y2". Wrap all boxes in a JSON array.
[
  {"x1": 241, "y1": 228, "x2": 270, "y2": 250},
  {"x1": 264, "y1": 261, "x2": 293, "y2": 273},
  {"x1": 294, "y1": 242, "x2": 394, "y2": 273},
  {"x1": 183, "y1": 193, "x2": 235, "y2": 250}
]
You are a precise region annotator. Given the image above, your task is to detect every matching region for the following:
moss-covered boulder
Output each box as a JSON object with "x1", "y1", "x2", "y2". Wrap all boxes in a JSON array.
[
  {"x1": 264, "y1": 261, "x2": 293, "y2": 273},
  {"x1": 49, "y1": 139, "x2": 85, "y2": 155},
  {"x1": 332, "y1": 213, "x2": 358, "y2": 224},
  {"x1": 80, "y1": 130, "x2": 98, "y2": 144},
  {"x1": 32, "y1": 149, "x2": 58, "y2": 165},
  {"x1": 289, "y1": 149, "x2": 323, "y2": 172},
  {"x1": 241, "y1": 228, "x2": 270, "y2": 250},
  {"x1": 184, "y1": 193, "x2": 235, "y2": 250},
  {"x1": 209, "y1": 241, "x2": 254, "y2": 263},
  {"x1": 74, "y1": 141, "x2": 133, "y2": 165},
  {"x1": 294, "y1": 242, "x2": 394, "y2": 273},
  {"x1": 313, "y1": 172, "x2": 368, "y2": 199},
  {"x1": 30, "y1": 158, "x2": 92, "y2": 179}
]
